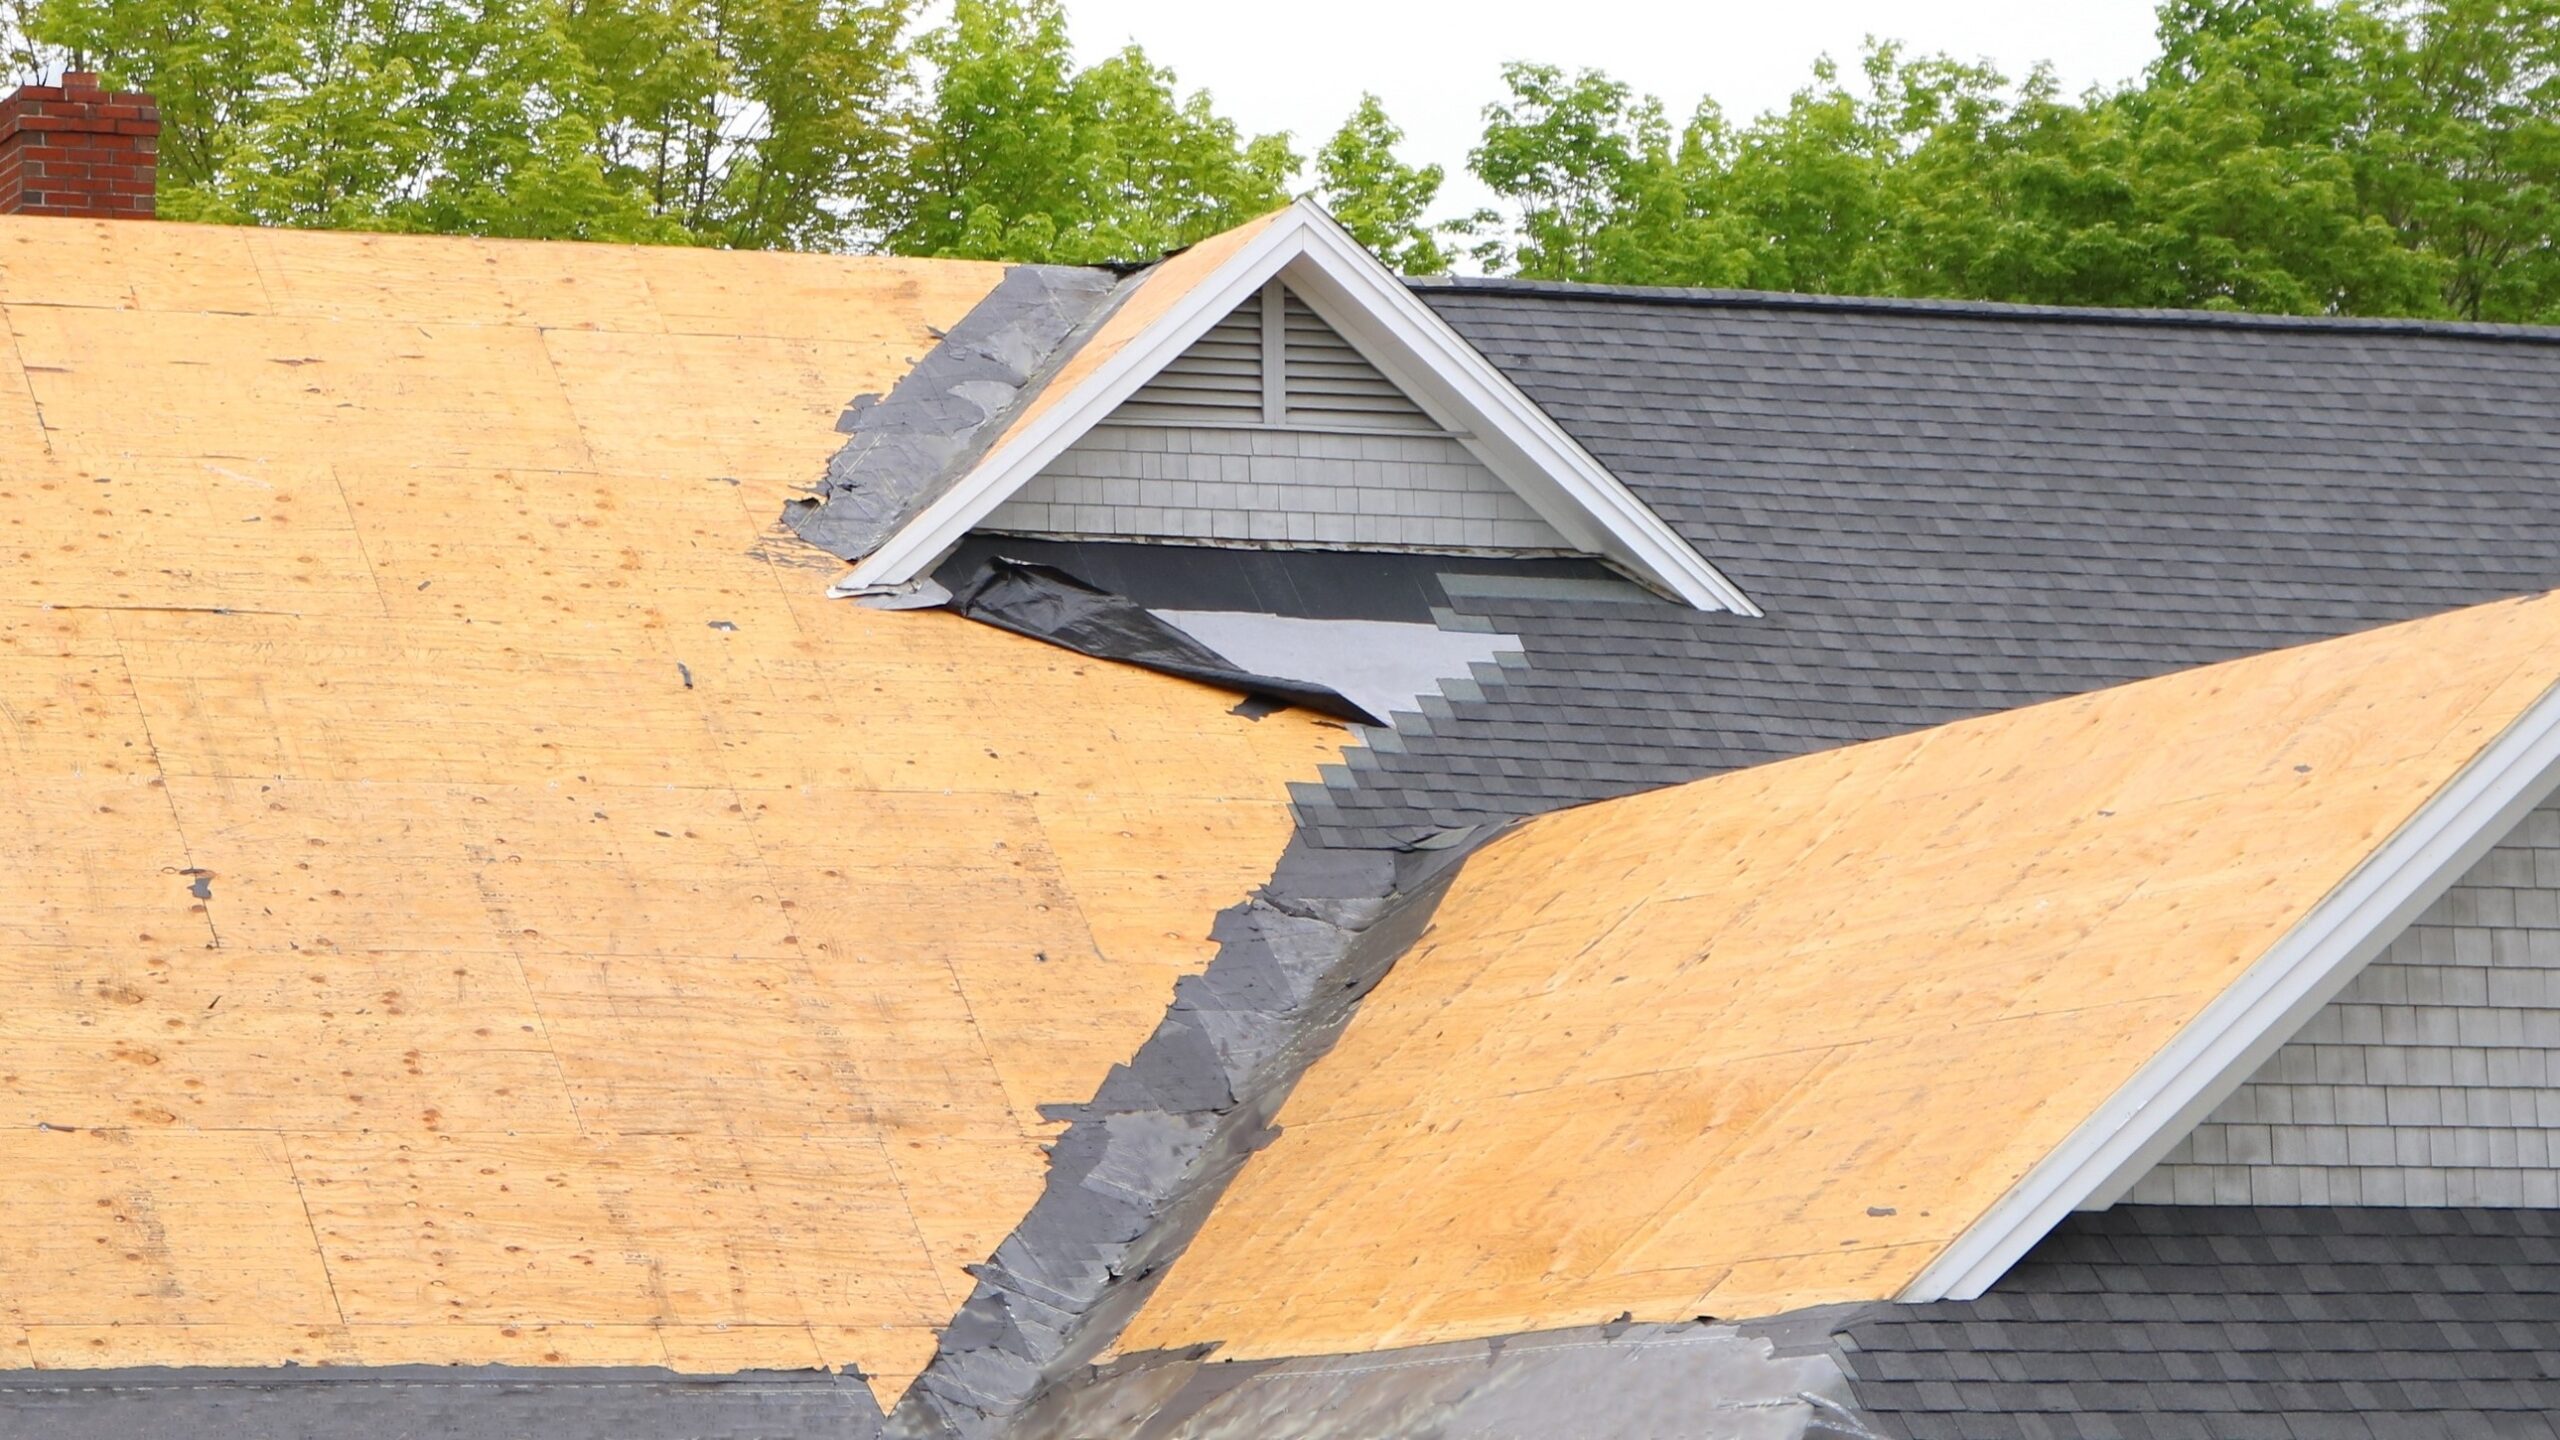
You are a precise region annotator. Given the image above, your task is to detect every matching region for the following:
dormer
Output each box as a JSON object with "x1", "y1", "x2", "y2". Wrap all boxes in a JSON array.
[{"x1": 793, "y1": 201, "x2": 1757, "y2": 615}]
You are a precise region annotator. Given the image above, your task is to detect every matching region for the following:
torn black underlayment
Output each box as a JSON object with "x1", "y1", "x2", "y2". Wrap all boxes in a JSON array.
[
  {"x1": 945, "y1": 557, "x2": 1383, "y2": 726},
  {"x1": 1008, "y1": 1308, "x2": 1891, "y2": 1440},
  {"x1": 787, "y1": 263, "x2": 1124, "y2": 563},
  {"x1": 0, "y1": 1365, "x2": 886, "y2": 1440},
  {"x1": 884, "y1": 836, "x2": 1483, "y2": 1440}
]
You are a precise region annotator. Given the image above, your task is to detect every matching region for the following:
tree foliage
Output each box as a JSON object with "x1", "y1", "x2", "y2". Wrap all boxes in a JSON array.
[
  {"x1": 26, "y1": 0, "x2": 912, "y2": 246},
  {"x1": 884, "y1": 0, "x2": 1296, "y2": 264},
  {"x1": 1461, "y1": 0, "x2": 2560, "y2": 320},
  {"x1": 1316, "y1": 92, "x2": 1449, "y2": 273}
]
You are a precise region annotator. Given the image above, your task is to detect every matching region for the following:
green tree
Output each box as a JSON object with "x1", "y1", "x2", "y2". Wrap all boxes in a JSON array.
[
  {"x1": 1693, "y1": 45, "x2": 2017, "y2": 295},
  {"x1": 888, "y1": 0, "x2": 1296, "y2": 264},
  {"x1": 2362, "y1": 0, "x2": 2560, "y2": 319},
  {"x1": 25, "y1": 0, "x2": 912, "y2": 246},
  {"x1": 1469, "y1": 62, "x2": 1669, "y2": 279},
  {"x1": 1315, "y1": 93, "x2": 1450, "y2": 274},
  {"x1": 565, "y1": 0, "x2": 919, "y2": 249},
  {"x1": 1461, "y1": 0, "x2": 2560, "y2": 320},
  {"x1": 2116, "y1": 0, "x2": 2445, "y2": 312}
]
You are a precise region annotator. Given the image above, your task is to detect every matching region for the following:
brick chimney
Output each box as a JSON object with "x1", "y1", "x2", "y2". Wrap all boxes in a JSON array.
[{"x1": 0, "y1": 72, "x2": 158, "y2": 219}]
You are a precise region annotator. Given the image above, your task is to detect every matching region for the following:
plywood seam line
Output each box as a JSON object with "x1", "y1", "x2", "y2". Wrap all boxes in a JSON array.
[
  {"x1": 1586, "y1": 1042, "x2": 1852, "y2": 1284},
  {"x1": 280, "y1": 1144, "x2": 352, "y2": 1329},
  {"x1": 238, "y1": 230, "x2": 285, "y2": 316},
  {"x1": 107, "y1": 633, "x2": 220, "y2": 951},
  {"x1": 533, "y1": 328, "x2": 610, "y2": 474},
  {"x1": 326, "y1": 461, "x2": 397, "y2": 620},
  {"x1": 875, "y1": 1132, "x2": 959, "y2": 1312},
  {"x1": 1, "y1": 301, "x2": 53, "y2": 456}
]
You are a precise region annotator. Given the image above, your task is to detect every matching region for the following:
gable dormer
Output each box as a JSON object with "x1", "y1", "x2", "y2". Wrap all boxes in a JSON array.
[{"x1": 799, "y1": 201, "x2": 1757, "y2": 615}]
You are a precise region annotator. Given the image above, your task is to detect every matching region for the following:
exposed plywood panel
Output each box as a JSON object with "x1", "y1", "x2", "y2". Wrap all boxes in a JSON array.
[
  {"x1": 0, "y1": 215, "x2": 270, "y2": 314},
  {"x1": 0, "y1": 217, "x2": 1349, "y2": 1396},
  {"x1": 0, "y1": 1130, "x2": 341, "y2": 1326},
  {"x1": 1122, "y1": 592, "x2": 2560, "y2": 1362}
]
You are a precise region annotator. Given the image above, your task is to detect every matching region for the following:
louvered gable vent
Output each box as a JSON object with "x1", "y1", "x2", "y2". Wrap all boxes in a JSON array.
[
  {"x1": 1108, "y1": 282, "x2": 1440, "y2": 432},
  {"x1": 1114, "y1": 294, "x2": 1265, "y2": 424},
  {"x1": 1281, "y1": 291, "x2": 1436, "y2": 431}
]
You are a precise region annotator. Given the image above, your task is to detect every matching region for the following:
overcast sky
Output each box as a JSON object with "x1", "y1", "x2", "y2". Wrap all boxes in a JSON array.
[{"x1": 1065, "y1": 1, "x2": 2169, "y2": 218}]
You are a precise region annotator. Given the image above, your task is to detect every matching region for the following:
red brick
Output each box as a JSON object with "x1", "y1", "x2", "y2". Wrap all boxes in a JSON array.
[{"x1": 0, "y1": 77, "x2": 158, "y2": 217}]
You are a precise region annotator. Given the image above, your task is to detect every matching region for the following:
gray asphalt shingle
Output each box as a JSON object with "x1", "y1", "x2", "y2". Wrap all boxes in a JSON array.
[
  {"x1": 1287, "y1": 281, "x2": 2560, "y2": 846},
  {"x1": 1841, "y1": 1208, "x2": 2560, "y2": 1439}
]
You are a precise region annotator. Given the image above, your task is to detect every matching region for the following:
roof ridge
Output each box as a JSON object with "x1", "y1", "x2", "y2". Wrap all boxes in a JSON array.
[{"x1": 1408, "y1": 274, "x2": 2560, "y2": 344}]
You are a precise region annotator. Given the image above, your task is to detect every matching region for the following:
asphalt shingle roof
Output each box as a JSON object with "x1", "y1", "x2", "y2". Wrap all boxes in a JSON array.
[{"x1": 1839, "y1": 1206, "x2": 2560, "y2": 1440}]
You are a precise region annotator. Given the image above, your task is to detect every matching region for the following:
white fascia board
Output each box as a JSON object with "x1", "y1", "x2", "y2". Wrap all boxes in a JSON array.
[
  {"x1": 845, "y1": 200, "x2": 1759, "y2": 616},
  {"x1": 1903, "y1": 672, "x2": 2560, "y2": 1303},
  {"x1": 843, "y1": 213, "x2": 1306, "y2": 592},
  {"x1": 1274, "y1": 212, "x2": 1759, "y2": 615}
]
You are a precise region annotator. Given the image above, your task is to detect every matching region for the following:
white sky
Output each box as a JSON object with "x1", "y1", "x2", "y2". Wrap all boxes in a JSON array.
[{"x1": 1065, "y1": 1, "x2": 2168, "y2": 219}]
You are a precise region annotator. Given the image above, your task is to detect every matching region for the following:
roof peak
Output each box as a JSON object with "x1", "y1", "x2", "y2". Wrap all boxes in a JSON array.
[{"x1": 1411, "y1": 273, "x2": 2560, "y2": 344}]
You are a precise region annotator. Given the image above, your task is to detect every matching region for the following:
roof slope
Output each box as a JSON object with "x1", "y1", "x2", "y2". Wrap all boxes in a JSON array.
[
  {"x1": 0, "y1": 218, "x2": 1347, "y2": 1401},
  {"x1": 1118, "y1": 591, "x2": 2560, "y2": 1362},
  {"x1": 1283, "y1": 283, "x2": 2560, "y2": 846},
  {"x1": 1840, "y1": 1205, "x2": 2560, "y2": 1439}
]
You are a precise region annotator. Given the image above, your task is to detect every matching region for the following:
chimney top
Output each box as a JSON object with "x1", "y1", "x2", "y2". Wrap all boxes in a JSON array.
[{"x1": 0, "y1": 71, "x2": 160, "y2": 219}]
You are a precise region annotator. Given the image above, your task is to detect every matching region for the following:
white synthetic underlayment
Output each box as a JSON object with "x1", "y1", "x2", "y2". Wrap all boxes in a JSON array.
[{"x1": 1151, "y1": 610, "x2": 1523, "y2": 726}]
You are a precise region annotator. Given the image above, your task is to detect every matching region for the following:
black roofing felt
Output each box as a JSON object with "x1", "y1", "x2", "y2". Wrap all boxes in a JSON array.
[
  {"x1": 790, "y1": 264, "x2": 1123, "y2": 563},
  {"x1": 1839, "y1": 1206, "x2": 2560, "y2": 1440},
  {"x1": 1268, "y1": 284, "x2": 2560, "y2": 846},
  {"x1": 936, "y1": 534, "x2": 1629, "y2": 625}
]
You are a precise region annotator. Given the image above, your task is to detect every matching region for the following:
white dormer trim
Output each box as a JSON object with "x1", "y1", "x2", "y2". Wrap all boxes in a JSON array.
[
  {"x1": 1904, "y1": 671, "x2": 2560, "y2": 1301},
  {"x1": 844, "y1": 201, "x2": 1760, "y2": 615}
]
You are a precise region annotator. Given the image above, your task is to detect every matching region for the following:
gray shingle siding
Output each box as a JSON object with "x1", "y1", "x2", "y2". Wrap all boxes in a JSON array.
[
  {"x1": 2129, "y1": 799, "x2": 2560, "y2": 1208},
  {"x1": 981, "y1": 280, "x2": 1576, "y2": 555},
  {"x1": 986, "y1": 424, "x2": 1568, "y2": 551}
]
